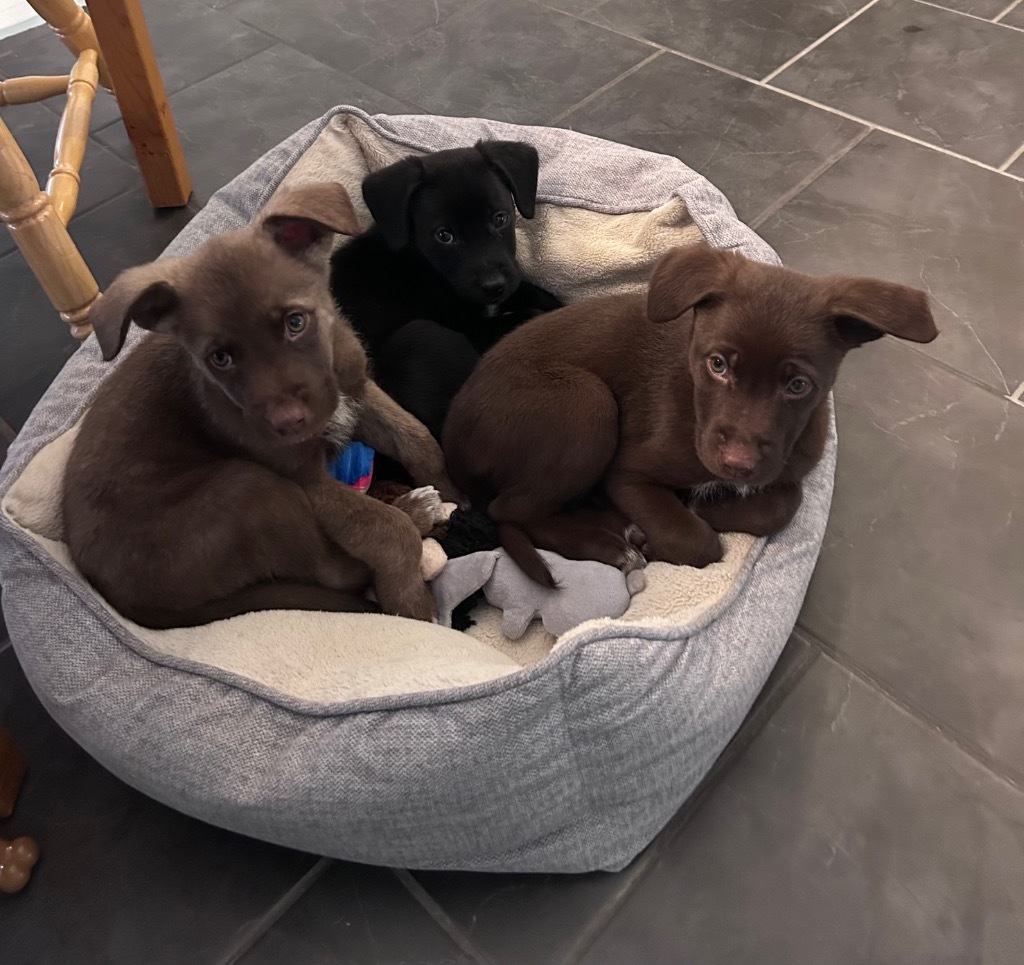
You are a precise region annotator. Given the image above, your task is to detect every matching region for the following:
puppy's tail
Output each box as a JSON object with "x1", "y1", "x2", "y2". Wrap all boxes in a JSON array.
[
  {"x1": 498, "y1": 523, "x2": 556, "y2": 589},
  {"x1": 124, "y1": 583, "x2": 379, "y2": 630}
]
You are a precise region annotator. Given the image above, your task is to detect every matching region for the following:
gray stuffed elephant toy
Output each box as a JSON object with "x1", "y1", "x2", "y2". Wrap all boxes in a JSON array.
[{"x1": 431, "y1": 548, "x2": 645, "y2": 640}]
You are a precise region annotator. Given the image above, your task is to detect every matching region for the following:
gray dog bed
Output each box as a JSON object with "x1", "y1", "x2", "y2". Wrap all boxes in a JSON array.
[{"x1": 0, "y1": 108, "x2": 835, "y2": 873}]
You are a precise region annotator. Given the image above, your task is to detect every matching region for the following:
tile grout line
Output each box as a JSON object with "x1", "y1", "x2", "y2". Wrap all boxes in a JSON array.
[
  {"x1": 759, "y1": 79, "x2": 1024, "y2": 181},
  {"x1": 797, "y1": 624, "x2": 1024, "y2": 792},
  {"x1": 993, "y1": 0, "x2": 1024, "y2": 21},
  {"x1": 558, "y1": 636, "x2": 822, "y2": 965},
  {"x1": 913, "y1": 0, "x2": 1024, "y2": 29},
  {"x1": 761, "y1": 0, "x2": 883, "y2": 84},
  {"x1": 998, "y1": 139, "x2": 1024, "y2": 172},
  {"x1": 749, "y1": 126, "x2": 875, "y2": 230},
  {"x1": 43, "y1": 38, "x2": 280, "y2": 132},
  {"x1": 548, "y1": 49, "x2": 663, "y2": 125},
  {"x1": 569, "y1": 11, "x2": 759, "y2": 83},
  {"x1": 215, "y1": 857, "x2": 333, "y2": 965},
  {"x1": 277, "y1": 0, "x2": 492, "y2": 90},
  {"x1": 566, "y1": 10, "x2": 1024, "y2": 183},
  {"x1": 884, "y1": 336, "x2": 1022, "y2": 405},
  {"x1": 393, "y1": 868, "x2": 498, "y2": 965}
]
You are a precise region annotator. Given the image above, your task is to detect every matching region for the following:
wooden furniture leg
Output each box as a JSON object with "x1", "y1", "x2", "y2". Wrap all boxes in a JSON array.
[
  {"x1": 86, "y1": 0, "x2": 192, "y2": 208},
  {"x1": 0, "y1": 114, "x2": 100, "y2": 338},
  {"x1": 47, "y1": 49, "x2": 100, "y2": 224},
  {"x1": 0, "y1": 727, "x2": 27, "y2": 819},
  {"x1": 24, "y1": 0, "x2": 112, "y2": 91}
]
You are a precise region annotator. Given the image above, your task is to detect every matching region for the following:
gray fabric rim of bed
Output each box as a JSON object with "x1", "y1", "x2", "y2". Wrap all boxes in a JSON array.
[{"x1": 0, "y1": 107, "x2": 835, "y2": 874}]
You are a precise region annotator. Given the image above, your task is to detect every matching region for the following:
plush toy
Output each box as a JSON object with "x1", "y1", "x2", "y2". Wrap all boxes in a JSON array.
[
  {"x1": 431, "y1": 548, "x2": 645, "y2": 640},
  {"x1": 328, "y1": 440, "x2": 375, "y2": 492},
  {"x1": 436, "y1": 507, "x2": 500, "y2": 557},
  {"x1": 332, "y1": 445, "x2": 449, "y2": 580},
  {"x1": 336, "y1": 444, "x2": 645, "y2": 634}
]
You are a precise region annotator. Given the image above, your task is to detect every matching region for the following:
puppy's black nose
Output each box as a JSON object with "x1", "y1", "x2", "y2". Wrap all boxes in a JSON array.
[{"x1": 480, "y1": 275, "x2": 507, "y2": 301}]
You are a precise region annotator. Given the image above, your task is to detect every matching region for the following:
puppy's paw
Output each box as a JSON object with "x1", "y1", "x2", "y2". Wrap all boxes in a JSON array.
[
  {"x1": 624, "y1": 523, "x2": 647, "y2": 549},
  {"x1": 618, "y1": 542, "x2": 647, "y2": 577},
  {"x1": 645, "y1": 526, "x2": 723, "y2": 569},
  {"x1": 416, "y1": 468, "x2": 467, "y2": 507},
  {"x1": 393, "y1": 486, "x2": 447, "y2": 536},
  {"x1": 375, "y1": 576, "x2": 437, "y2": 623},
  {"x1": 436, "y1": 477, "x2": 469, "y2": 508}
]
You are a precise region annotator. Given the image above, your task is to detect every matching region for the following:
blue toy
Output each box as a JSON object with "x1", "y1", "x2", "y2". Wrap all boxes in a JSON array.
[{"x1": 328, "y1": 441, "x2": 374, "y2": 492}]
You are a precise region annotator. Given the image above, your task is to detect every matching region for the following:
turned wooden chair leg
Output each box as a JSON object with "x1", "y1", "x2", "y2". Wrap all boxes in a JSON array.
[
  {"x1": 47, "y1": 49, "x2": 100, "y2": 225},
  {"x1": 23, "y1": 0, "x2": 112, "y2": 91},
  {"x1": 0, "y1": 115, "x2": 100, "y2": 339}
]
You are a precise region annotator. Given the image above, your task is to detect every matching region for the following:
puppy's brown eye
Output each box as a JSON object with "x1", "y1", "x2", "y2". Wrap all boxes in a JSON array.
[
  {"x1": 209, "y1": 349, "x2": 232, "y2": 370},
  {"x1": 434, "y1": 227, "x2": 455, "y2": 244},
  {"x1": 708, "y1": 355, "x2": 729, "y2": 378},
  {"x1": 785, "y1": 376, "x2": 812, "y2": 398},
  {"x1": 285, "y1": 312, "x2": 306, "y2": 337},
  {"x1": 493, "y1": 211, "x2": 509, "y2": 228}
]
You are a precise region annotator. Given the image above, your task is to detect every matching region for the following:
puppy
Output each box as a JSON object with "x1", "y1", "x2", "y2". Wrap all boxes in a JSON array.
[
  {"x1": 63, "y1": 182, "x2": 457, "y2": 629},
  {"x1": 329, "y1": 140, "x2": 562, "y2": 440},
  {"x1": 443, "y1": 246, "x2": 938, "y2": 586}
]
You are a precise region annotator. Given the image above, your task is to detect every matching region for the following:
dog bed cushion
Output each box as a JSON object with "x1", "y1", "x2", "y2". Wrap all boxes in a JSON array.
[{"x1": 0, "y1": 107, "x2": 835, "y2": 873}]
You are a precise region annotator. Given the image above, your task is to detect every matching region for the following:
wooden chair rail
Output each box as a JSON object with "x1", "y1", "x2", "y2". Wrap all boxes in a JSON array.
[
  {"x1": 0, "y1": 0, "x2": 190, "y2": 340},
  {"x1": 0, "y1": 74, "x2": 70, "y2": 107},
  {"x1": 24, "y1": 0, "x2": 112, "y2": 91}
]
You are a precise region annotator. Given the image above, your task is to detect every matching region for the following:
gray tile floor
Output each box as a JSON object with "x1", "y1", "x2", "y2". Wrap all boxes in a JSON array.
[{"x1": 1, "y1": 0, "x2": 1022, "y2": 961}]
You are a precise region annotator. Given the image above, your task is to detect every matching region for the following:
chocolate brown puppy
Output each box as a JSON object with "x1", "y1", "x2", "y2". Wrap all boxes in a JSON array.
[
  {"x1": 443, "y1": 246, "x2": 938, "y2": 586},
  {"x1": 64, "y1": 182, "x2": 457, "y2": 628}
]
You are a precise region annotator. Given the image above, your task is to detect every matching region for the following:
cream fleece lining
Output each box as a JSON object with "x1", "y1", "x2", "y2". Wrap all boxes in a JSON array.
[{"x1": 0, "y1": 116, "x2": 757, "y2": 701}]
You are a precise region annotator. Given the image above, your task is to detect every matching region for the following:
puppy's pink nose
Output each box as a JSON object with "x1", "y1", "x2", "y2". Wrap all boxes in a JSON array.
[
  {"x1": 267, "y1": 399, "x2": 310, "y2": 436},
  {"x1": 719, "y1": 443, "x2": 759, "y2": 479}
]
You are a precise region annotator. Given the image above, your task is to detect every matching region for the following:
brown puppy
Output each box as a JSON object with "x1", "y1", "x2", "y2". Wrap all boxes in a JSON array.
[
  {"x1": 443, "y1": 246, "x2": 938, "y2": 586},
  {"x1": 64, "y1": 182, "x2": 458, "y2": 628}
]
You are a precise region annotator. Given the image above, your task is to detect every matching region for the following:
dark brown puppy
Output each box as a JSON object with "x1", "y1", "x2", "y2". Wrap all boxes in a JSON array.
[
  {"x1": 443, "y1": 246, "x2": 938, "y2": 586},
  {"x1": 64, "y1": 182, "x2": 458, "y2": 628}
]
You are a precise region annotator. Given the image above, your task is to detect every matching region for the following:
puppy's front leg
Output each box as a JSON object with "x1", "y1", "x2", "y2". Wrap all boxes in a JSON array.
[
  {"x1": 357, "y1": 381, "x2": 463, "y2": 503},
  {"x1": 606, "y1": 475, "x2": 723, "y2": 568},
  {"x1": 305, "y1": 471, "x2": 435, "y2": 621},
  {"x1": 693, "y1": 482, "x2": 803, "y2": 537}
]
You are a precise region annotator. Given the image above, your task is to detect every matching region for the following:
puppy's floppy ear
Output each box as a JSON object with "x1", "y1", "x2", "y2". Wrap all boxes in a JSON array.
[
  {"x1": 647, "y1": 246, "x2": 735, "y2": 323},
  {"x1": 90, "y1": 262, "x2": 181, "y2": 362},
  {"x1": 825, "y1": 277, "x2": 938, "y2": 348},
  {"x1": 260, "y1": 182, "x2": 361, "y2": 259},
  {"x1": 362, "y1": 156, "x2": 424, "y2": 251},
  {"x1": 475, "y1": 140, "x2": 540, "y2": 219}
]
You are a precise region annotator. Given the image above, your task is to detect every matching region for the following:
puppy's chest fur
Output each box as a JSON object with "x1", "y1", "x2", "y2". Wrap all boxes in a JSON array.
[
  {"x1": 688, "y1": 480, "x2": 758, "y2": 502},
  {"x1": 323, "y1": 396, "x2": 362, "y2": 451}
]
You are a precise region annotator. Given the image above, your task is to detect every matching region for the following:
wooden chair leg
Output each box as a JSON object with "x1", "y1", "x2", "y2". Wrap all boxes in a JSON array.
[
  {"x1": 83, "y1": 0, "x2": 192, "y2": 209},
  {"x1": 0, "y1": 115, "x2": 99, "y2": 339},
  {"x1": 0, "y1": 727, "x2": 27, "y2": 819},
  {"x1": 47, "y1": 49, "x2": 100, "y2": 225},
  {"x1": 23, "y1": 0, "x2": 112, "y2": 91}
]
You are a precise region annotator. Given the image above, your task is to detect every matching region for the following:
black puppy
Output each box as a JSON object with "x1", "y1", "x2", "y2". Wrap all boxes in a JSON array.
[{"x1": 329, "y1": 140, "x2": 562, "y2": 440}]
